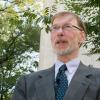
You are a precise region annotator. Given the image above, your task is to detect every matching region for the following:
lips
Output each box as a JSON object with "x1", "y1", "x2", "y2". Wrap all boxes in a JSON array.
[{"x1": 56, "y1": 40, "x2": 67, "y2": 44}]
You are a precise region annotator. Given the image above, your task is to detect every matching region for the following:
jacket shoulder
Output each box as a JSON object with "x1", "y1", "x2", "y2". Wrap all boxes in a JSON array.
[
  {"x1": 19, "y1": 67, "x2": 54, "y2": 84},
  {"x1": 88, "y1": 65, "x2": 100, "y2": 75}
]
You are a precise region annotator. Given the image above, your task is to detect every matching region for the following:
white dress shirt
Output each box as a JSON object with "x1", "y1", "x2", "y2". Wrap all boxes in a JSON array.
[{"x1": 55, "y1": 58, "x2": 80, "y2": 85}]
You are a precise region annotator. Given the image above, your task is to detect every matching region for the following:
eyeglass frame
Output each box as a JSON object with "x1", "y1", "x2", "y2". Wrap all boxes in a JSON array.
[{"x1": 50, "y1": 24, "x2": 83, "y2": 32}]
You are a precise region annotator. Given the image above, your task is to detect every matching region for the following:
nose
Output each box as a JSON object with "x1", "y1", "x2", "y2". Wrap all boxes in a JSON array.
[{"x1": 57, "y1": 28, "x2": 64, "y2": 36}]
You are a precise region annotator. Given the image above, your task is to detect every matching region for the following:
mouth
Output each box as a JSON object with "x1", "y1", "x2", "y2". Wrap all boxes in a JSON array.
[{"x1": 56, "y1": 40, "x2": 67, "y2": 44}]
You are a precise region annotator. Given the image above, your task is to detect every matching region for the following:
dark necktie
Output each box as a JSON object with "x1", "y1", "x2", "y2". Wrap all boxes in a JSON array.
[{"x1": 55, "y1": 64, "x2": 68, "y2": 100}]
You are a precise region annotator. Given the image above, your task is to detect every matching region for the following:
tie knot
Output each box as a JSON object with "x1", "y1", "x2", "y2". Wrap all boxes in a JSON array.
[{"x1": 59, "y1": 64, "x2": 67, "y2": 73}]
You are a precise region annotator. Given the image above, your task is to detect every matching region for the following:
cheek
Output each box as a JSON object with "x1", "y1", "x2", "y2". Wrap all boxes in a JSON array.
[
  {"x1": 51, "y1": 33, "x2": 57, "y2": 39},
  {"x1": 65, "y1": 32, "x2": 76, "y2": 39},
  {"x1": 51, "y1": 34, "x2": 55, "y2": 44},
  {"x1": 66, "y1": 32, "x2": 79, "y2": 43},
  {"x1": 51, "y1": 34, "x2": 54, "y2": 40}
]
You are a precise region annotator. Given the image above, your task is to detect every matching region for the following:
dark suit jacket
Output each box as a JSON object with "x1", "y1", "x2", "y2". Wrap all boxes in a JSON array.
[{"x1": 12, "y1": 62, "x2": 100, "y2": 100}]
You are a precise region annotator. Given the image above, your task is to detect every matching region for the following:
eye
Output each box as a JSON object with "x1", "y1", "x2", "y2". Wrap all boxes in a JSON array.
[
  {"x1": 53, "y1": 26, "x2": 59, "y2": 30},
  {"x1": 63, "y1": 25, "x2": 72, "y2": 29},
  {"x1": 51, "y1": 26, "x2": 60, "y2": 31}
]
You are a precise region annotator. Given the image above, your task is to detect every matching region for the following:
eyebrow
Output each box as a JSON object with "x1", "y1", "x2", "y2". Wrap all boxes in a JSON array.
[{"x1": 72, "y1": 25, "x2": 83, "y2": 31}]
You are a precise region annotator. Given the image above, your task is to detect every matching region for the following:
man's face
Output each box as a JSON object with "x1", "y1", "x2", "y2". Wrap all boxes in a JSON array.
[{"x1": 51, "y1": 15, "x2": 85, "y2": 56}]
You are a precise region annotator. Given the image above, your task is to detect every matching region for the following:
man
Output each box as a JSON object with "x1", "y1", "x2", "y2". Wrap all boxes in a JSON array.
[{"x1": 12, "y1": 11, "x2": 100, "y2": 100}]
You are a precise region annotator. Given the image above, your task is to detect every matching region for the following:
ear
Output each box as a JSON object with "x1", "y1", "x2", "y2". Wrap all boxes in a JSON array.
[{"x1": 79, "y1": 31, "x2": 86, "y2": 44}]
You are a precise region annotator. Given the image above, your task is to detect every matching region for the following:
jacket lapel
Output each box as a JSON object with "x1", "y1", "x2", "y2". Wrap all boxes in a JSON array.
[
  {"x1": 64, "y1": 62, "x2": 92, "y2": 100},
  {"x1": 34, "y1": 62, "x2": 92, "y2": 100},
  {"x1": 35, "y1": 66, "x2": 55, "y2": 100}
]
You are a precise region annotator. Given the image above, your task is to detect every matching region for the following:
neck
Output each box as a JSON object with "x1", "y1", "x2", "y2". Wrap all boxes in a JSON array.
[{"x1": 57, "y1": 50, "x2": 79, "y2": 63}]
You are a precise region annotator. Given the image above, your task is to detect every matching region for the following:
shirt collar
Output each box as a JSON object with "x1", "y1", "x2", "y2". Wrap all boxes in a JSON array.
[{"x1": 55, "y1": 58, "x2": 80, "y2": 74}]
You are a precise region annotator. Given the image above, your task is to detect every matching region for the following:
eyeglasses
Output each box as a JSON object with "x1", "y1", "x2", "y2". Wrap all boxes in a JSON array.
[{"x1": 50, "y1": 24, "x2": 83, "y2": 32}]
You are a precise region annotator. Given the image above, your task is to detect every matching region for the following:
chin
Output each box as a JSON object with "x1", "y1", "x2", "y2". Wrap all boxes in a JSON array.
[
  {"x1": 55, "y1": 50, "x2": 70, "y2": 56},
  {"x1": 55, "y1": 47, "x2": 77, "y2": 56}
]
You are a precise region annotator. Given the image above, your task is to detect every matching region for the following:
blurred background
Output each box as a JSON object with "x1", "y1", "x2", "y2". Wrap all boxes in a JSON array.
[{"x1": 0, "y1": 0, "x2": 100, "y2": 100}]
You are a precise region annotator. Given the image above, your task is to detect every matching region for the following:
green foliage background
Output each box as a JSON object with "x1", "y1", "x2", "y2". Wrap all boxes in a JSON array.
[{"x1": 0, "y1": 0, "x2": 43, "y2": 100}]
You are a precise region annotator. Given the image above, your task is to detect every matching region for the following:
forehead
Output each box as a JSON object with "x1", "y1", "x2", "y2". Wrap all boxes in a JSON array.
[{"x1": 52, "y1": 14, "x2": 78, "y2": 25}]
